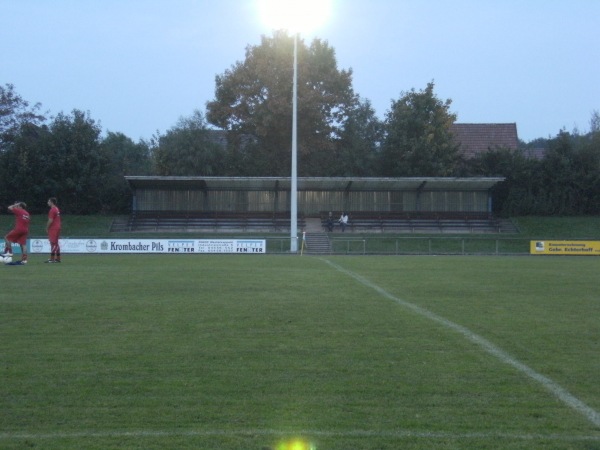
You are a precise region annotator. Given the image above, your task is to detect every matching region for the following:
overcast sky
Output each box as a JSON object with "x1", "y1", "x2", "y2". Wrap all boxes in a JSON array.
[{"x1": 2, "y1": 0, "x2": 599, "y2": 143}]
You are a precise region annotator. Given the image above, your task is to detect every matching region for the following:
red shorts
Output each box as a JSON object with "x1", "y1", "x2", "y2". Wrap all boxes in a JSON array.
[
  {"x1": 6, "y1": 229, "x2": 28, "y2": 246},
  {"x1": 48, "y1": 229, "x2": 61, "y2": 244}
]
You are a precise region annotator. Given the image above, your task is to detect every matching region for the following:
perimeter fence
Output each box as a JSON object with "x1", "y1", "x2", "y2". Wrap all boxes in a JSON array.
[{"x1": 267, "y1": 236, "x2": 532, "y2": 255}]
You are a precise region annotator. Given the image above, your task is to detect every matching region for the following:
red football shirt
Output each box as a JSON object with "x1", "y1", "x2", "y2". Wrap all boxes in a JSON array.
[
  {"x1": 48, "y1": 206, "x2": 61, "y2": 230},
  {"x1": 11, "y1": 207, "x2": 30, "y2": 231}
]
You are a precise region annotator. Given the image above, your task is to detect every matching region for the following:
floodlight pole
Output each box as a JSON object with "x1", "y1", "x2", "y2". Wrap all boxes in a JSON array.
[{"x1": 290, "y1": 32, "x2": 298, "y2": 253}]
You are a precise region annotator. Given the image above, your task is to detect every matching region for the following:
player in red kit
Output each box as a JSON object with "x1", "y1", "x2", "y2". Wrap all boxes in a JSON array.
[
  {"x1": 46, "y1": 197, "x2": 62, "y2": 263},
  {"x1": 3, "y1": 201, "x2": 30, "y2": 264}
]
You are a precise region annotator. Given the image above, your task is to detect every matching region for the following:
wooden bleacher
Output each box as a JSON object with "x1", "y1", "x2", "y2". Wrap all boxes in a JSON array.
[
  {"x1": 112, "y1": 210, "x2": 512, "y2": 234},
  {"x1": 121, "y1": 211, "x2": 305, "y2": 233},
  {"x1": 320, "y1": 211, "x2": 509, "y2": 234}
]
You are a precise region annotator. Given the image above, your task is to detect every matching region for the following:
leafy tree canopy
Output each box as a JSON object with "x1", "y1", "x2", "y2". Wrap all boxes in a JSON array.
[
  {"x1": 0, "y1": 83, "x2": 46, "y2": 151},
  {"x1": 152, "y1": 110, "x2": 224, "y2": 176},
  {"x1": 381, "y1": 81, "x2": 461, "y2": 176},
  {"x1": 335, "y1": 97, "x2": 383, "y2": 176},
  {"x1": 206, "y1": 31, "x2": 355, "y2": 176}
]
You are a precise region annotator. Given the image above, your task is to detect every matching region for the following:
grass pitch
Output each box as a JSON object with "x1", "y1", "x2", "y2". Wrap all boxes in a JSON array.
[{"x1": 1, "y1": 254, "x2": 600, "y2": 449}]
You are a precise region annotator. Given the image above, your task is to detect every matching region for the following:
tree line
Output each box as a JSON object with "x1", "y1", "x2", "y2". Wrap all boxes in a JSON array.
[{"x1": 1, "y1": 32, "x2": 599, "y2": 216}]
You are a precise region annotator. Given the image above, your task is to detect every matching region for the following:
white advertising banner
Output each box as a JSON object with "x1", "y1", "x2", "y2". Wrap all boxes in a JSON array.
[{"x1": 29, "y1": 238, "x2": 266, "y2": 254}]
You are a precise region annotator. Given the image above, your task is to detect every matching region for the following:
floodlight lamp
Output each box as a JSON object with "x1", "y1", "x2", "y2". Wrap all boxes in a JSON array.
[{"x1": 257, "y1": 0, "x2": 332, "y2": 34}]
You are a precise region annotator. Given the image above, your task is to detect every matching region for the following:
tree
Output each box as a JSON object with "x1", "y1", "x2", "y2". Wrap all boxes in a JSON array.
[
  {"x1": 0, "y1": 109, "x2": 105, "y2": 213},
  {"x1": 206, "y1": 31, "x2": 355, "y2": 176},
  {"x1": 100, "y1": 132, "x2": 152, "y2": 176},
  {"x1": 466, "y1": 147, "x2": 542, "y2": 216},
  {"x1": 539, "y1": 130, "x2": 600, "y2": 215},
  {"x1": 590, "y1": 110, "x2": 600, "y2": 134},
  {"x1": 538, "y1": 131, "x2": 580, "y2": 214},
  {"x1": 335, "y1": 97, "x2": 383, "y2": 176},
  {"x1": 98, "y1": 132, "x2": 152, "y2": 212},
  {"x1": 0, "y1": 83, "x2": 46, "y2": 152},
  {"x1": 380, "y1": 82, "x2": 461, "y2": 176},
  {"x1": 572, "y1": 131, "x2": 600, "y2": 214},
  {"x1": 0, "y1": 122, "x2": 51, "y2": 209},
  {"x1": 152, "y1": 110, "x2": 224, "y2": 176},
  {"x1": 44, "y1": 110, "x2": 105, "y2": 213}
]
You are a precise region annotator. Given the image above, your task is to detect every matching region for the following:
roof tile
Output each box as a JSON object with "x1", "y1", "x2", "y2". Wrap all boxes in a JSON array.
[{"x1": 451, "y1": 123, "x2": 519, "y2": 158}]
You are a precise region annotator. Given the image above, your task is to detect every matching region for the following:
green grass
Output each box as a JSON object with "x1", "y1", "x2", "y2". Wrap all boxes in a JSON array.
[
  {"x1": 513, "y1": 216, "x2": 600, "y2": 239},
  {"x1": 21, "y1": 214, "x2": 125, "y2": 238},
  {"x1": 1, "y1": 255, "x2": 600, "y2": 449},
  {"x1": 10, "y1": 214, "x2": 600, "y2": 240}
]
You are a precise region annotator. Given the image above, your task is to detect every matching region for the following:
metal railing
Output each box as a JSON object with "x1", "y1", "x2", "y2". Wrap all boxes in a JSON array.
[{"x1": 266, "y1": 236, "x2": 531, "y2": 255}]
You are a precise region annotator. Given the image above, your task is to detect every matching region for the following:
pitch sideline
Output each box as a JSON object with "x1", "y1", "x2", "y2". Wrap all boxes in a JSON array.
[
  {"x1": 321, "y1": 258, "x2": 600, "y2": 429},
  {"x1": 1, "y1": 428, "x2": 599, "y2": 442}
]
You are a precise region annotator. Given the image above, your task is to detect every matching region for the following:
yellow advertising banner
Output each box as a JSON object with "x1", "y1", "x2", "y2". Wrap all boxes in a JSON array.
[{"x1": 530, "y1": 240, "x2": 600, "y2": 255}]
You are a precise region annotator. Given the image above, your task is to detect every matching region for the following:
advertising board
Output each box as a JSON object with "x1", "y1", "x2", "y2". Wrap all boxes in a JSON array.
[
  {"x1": 28, "y1": 239, "x2": 266, "y2": 254},
  {"x1": 530, "y1": 240, "x2": 600, "y2": 255}
]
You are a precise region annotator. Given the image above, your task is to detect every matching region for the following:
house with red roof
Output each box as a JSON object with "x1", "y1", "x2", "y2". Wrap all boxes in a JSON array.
[{"x1": 450, "y1": 123, "x2": 519, "y2": 158}]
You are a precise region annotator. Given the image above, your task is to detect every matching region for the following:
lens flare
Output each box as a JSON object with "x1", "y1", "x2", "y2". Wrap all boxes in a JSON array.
[{"x1": 275, "y1": 437, "x2": 316, "y2": 450}]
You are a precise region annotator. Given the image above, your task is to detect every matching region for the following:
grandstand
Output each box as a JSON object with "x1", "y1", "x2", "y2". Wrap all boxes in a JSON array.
[{"x1": 113, "y1": 176, "x2": 514, "y2": 234}]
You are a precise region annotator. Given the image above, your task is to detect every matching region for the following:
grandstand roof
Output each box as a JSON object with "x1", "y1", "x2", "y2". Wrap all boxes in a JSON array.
[{"x1": 126, "y1": 176, "x2": 505, "y2": 192}]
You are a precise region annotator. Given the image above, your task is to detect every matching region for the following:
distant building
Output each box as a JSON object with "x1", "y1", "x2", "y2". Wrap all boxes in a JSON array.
[
  {"x1": 451, "y1": 123, "x2": 519, "y2": 159},
  {"x1": 206, "y1": 129, "x2": 228, "y2": 148},
  {"x1": 521, "y1": 147, "x2": 546, "y2": 160},
  {"x1": 206, "y1": 129, "x2": 256, "y2": 150}
]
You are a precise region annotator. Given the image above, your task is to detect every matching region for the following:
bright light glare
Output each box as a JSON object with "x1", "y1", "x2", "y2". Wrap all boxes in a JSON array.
[
  {"x1": 257, "y1": 0, "x2": 332, "y2": 34},
  {"x1": 275, "y1": 438, "x2": 316, "y2": 450}
]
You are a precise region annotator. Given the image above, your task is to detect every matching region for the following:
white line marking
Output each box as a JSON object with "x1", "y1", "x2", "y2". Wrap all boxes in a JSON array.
[
  {"x1": 1, "y1": 428, "x2": 599, "y2": 442},
  {"x1": 321, "y1": 258, "x2": 600, "y2": 428}
]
